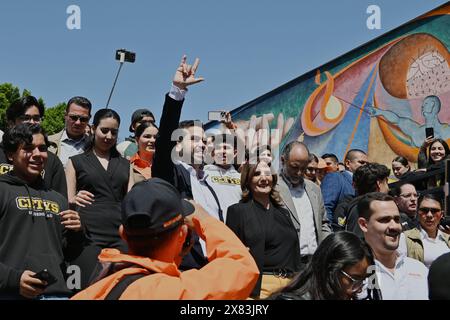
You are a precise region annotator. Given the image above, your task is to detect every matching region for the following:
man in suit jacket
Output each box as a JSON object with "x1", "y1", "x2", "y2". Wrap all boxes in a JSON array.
[
  {"x1": 320, "y1": 149, "x2": 368, "y2": 222},
  {"x1": 278, "y1": 141, "x2": 332, "y2": 261},
  {"x1": 152, "y1": 55, "x2": 210, "y2": 270}
]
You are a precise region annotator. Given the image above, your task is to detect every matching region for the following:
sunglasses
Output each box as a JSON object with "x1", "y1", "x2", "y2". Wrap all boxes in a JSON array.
[
  {"x1": 418, "y1": 207, "x2": 441, "y2": 214},
  {"x1": 68, "y1": 114, "x2": 90, "y2": 123},
  {"x1": 19, "y1": 115, "x2": 42, "y2": 122},
  {"x1": 340, "y1": 270, "x2": 366, "y2": 292},
  {"x1": 99, "y1": 127, "x2": 119, "y2": 136},
  {"x1": 23, "y1": 144, "x2": 48, "y2": 153}
]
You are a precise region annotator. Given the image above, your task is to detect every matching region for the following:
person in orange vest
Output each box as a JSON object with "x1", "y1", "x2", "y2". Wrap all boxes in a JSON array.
[{"x1": 71, "y1": 178, "x2": 259, "y2": 300}]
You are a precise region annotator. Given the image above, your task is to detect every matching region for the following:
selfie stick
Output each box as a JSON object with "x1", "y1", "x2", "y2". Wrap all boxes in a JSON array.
[{"x1": 106, "y1": 53, "x2": 125, "y2": 109}]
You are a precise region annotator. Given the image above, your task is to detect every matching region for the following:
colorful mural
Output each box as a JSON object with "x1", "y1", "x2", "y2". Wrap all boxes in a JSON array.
[{"x1": 206, "y1": 3, "x2": 450, "y2": 167}]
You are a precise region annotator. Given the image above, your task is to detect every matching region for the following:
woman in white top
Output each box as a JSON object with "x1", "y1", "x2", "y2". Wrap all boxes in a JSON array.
[{"x1": 398, "y1": 193, "x2": 450, "y2": 268}]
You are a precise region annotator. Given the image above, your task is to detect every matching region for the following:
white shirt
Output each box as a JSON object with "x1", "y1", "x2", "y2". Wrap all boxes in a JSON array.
[
  {"x1": 60, "y1": 130, "x2": 88, "y2": 168},
  {"x1": 203, "y1": 164, "x2": 242, "y2": 222},
  {"x1": 288, "y1": 182, "x2": 317, "y2": 255},
  {"x1": 178, "y1": 162, "x2": 221, "y2": 256},
  {"x1": 374, "y1": 253, "x2": 429, "y2": 300},
  {"x1": 398, "y1": 229, "x2": 450, "y2": 268}
]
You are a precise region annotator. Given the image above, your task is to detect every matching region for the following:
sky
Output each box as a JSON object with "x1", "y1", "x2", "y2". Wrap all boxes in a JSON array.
[{"x1": 0, "y1": 0, "x2": 447, "y2": 140}]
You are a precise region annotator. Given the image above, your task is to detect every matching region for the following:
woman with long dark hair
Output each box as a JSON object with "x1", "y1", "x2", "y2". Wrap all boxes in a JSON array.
[
  {"x1": 418, "y1": 138, "x2": 450, "y2": 169},
  {"x1": 270, "y1": 231, "x2": 374, "y2": 300},
  {"x1": 65, "y1": 109, "x2": 132, "y2": 288},
  {"x1": 129, "y1": 121, "x2": 158, "y2": 184},
  {"x1": 226, "y1": 160, "x2": 301, "y2": 299}
]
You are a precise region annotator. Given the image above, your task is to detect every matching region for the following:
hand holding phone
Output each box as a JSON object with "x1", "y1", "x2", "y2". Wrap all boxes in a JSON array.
[
  {"x1": 425, "y1": 127, "x2": 434, "y2": 139},
  {"x1": 31, "y1": 269, "x2": 57, "y2": 287}
]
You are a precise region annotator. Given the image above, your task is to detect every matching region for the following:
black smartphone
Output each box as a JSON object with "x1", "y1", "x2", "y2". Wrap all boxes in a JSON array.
[
  {"x1": 425, "y1": 127, "x2": 434, "y2": 139},
  {"x1": 32, "y1": 269, "x2": 57, "y2": 287},
  {"x1": 69, "y1": 202, "x2": 77, "y2": 211}
]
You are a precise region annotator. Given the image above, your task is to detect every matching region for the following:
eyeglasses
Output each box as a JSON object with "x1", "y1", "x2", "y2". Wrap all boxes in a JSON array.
[
  {"x1": 68, "y1": 114, "x2": 90, "y2": 123},
  {"x1": 19, "y1": 115, "x2": 42, "y2": 122},
  {"x1": 99, "y1": 127, "x2": 119, "y2": 136},
  {"x1": 418, "y1": 207, "x2": 441, "y2": 215},
  {"x1": 400, "y1": 193, "x2": 418, "y2": 199},
  {"x1": 340, "y1": 270, "x2": 366, "y2": 292}
]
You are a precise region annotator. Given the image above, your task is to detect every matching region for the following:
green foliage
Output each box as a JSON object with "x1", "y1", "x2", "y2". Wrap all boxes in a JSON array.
[
  {"x1": 0, "y1": 83, "x2": 65, "y2": 135},
  {"x1": 0, "y1": 83, "x2": 21, "y2": 130},
  {"x1": 41, "y1": 103, "x2": 66, "y2": 135}
]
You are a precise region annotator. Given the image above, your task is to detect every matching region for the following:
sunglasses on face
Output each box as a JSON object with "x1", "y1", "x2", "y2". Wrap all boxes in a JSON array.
[
  {"x1": 99, "y1": 127, "x2": 119, "y2": 136},
  {"x1": 19, "y1": 115, "x2": 42, "y2": 122},
  {"x1": 68, "y1": 114, "x2": 90, "y2": 123},
  {"x1": 418, "y1": 207, "x2": 441, "y2": 215},
  {"x1": 340, "y1": 270, "x2": 366, "y2": 292},
  {"x1": 23, "y1": 144, "x2": 48, "y2": 153}
]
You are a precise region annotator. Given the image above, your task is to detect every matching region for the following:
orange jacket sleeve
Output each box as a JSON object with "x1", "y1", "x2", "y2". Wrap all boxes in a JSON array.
[{"x1": 122, "y1": 215, "x2": 259, "y2": 300}]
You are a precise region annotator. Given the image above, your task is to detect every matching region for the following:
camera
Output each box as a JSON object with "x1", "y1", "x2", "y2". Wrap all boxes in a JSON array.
[{"x1": 115, "y1": 49, "x2": 136, "y2": 63}]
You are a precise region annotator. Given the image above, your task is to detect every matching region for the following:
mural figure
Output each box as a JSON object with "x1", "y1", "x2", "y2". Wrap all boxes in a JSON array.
[{"x1": 371, "y1": 95, "x2": 450, "y2": 147}]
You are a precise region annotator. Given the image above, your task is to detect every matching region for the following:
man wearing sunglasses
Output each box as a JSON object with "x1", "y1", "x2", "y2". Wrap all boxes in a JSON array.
[
  {"x1": 357, "y1": 192, "x2": 429, "y2": 300},
  {"x1": 48, "y1": 96, "x2": 92, "y2": 168},
  {"x1": 0, "y1": 96, "x2": 67, "y2": 198}
]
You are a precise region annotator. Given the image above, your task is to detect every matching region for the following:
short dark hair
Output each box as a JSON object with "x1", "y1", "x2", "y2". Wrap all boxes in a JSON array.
[
  {"x1": 212, "y1": 133, "x2": 238, "y2": 150},
  {"x1": 178, "y1": 120, "x2": 203, "y2": 130},
  {"x1": 7, "y1": 96, "x2": 45, "y2": 123},
  {"x1": 357, "y1": 192, "x2": 395, "y2": 220},
  {"x1": 417, "y1": 193, "x2": 443, "y2": 210},
  {"x1": 353, "y1": 163, "x2": 390, "y2": 196},
  {"x1": 321, "y1": 153, "x2": 339, "y2": 163},
  {"x1": 177, "y1": 120, "x2": 203, "y2": 143},
  {"x1": 3, "y1": 123, "x2": 48, "y2": 154},
  {"x1": 66, "y1": 96, "x2": 92, "y2": 115},
  {"x1": 389, "y1": 181, "x2": 415, "y2": 197},
  {"x1": 282, "y1": 141, "x2": 310, "y2": 160},
  {"x1": 345, "y1": 149, "x2": 366, "y2": 162}
]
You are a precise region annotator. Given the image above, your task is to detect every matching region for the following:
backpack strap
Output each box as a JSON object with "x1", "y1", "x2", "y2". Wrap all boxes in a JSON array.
[{"x1": 105, "y1": 273, "x2": 149, "y2": 300}]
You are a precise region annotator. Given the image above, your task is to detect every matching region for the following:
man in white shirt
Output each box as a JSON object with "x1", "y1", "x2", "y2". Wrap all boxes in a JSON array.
[
  {"x1": 357, "y1": 192, "x2": 429, "y2": 300},
  {"x1": 277, "y1": 141, "x2": 332, "y2": 262},
  {"x1": 203, "y1": 133, "x2": 242, "y2": 223}
]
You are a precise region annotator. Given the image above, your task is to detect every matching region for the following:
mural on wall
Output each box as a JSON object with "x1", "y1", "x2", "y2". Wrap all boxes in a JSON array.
[{"x1": 206, "y1": 3, "x2": 450, "y2": 167}]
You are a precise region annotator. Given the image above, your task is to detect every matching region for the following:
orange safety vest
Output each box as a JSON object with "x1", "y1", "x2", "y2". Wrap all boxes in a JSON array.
[{"x1": 71, "y1": 215, "x2": 259, "y2": 300}]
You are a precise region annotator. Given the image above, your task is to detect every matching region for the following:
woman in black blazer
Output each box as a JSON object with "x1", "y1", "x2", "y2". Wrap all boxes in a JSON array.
[{"x1": 226, "y1": 160, "x2": 301, "y2": 299}]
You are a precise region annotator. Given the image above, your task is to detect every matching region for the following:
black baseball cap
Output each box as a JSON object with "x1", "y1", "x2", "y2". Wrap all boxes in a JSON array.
[
  {"x1": 129, "y1": 109, "x2": 155, "y2": 132},
  {"x1": 428, "y1": 252, "x2": 450, "y2": 300},
  {"x1": 122, "y1": 178, "x2": 195, "y2": 236}
]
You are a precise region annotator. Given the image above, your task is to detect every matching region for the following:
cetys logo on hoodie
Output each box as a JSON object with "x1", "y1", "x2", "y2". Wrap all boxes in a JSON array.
[
  {"x1": 0, "y1": 163, "x2": 13, "y2": 175},
  {"x1": 210, "y1": 176, "x2": 240, "y2": 185},
  {"x1": 15, "y1": 197, "x2": 60, "y2": 217}
]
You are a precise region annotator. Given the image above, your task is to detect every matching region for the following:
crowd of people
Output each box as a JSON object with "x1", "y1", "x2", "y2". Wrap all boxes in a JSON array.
[{"x1": 0, "y1": 55, "x2": 449, "y2": 300}]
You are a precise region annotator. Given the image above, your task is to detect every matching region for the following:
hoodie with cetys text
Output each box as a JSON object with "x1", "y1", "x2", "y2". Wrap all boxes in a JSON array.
[{"x1": 0, "y1": 172, "x2": 84, "y2": 299}]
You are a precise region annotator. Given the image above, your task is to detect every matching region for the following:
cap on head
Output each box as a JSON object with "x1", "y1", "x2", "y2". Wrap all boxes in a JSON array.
[
  {"x1": 129, "y1": 109, "x2": 154, "y2": 132},
  {"x1": 122, "y1": 178, "x2": 194, "y2": 236},
  {"x1": 429, "y1": 252, "x2": 450, "y2": 300}
]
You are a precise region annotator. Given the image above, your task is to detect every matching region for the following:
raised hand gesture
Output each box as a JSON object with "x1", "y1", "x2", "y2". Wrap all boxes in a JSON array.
[{"x1": 173, "y1": 55, "x2": 204, "y2": 90}]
